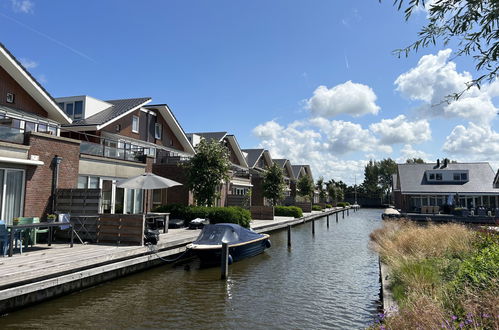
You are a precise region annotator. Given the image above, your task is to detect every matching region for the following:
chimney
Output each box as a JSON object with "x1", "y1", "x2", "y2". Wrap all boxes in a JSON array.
[
  {"x1": 434, "y1": 159, "x2": 440, "y2": 169},
  {"x1": 442, "y1": 158, "x2": 448, "y2": 168}
]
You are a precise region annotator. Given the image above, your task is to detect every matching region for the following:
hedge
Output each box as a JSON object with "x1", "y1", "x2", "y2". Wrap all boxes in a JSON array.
[
  {"x1": 325, "y1": 204, "x2": 332, "y2": 208},
  {"x1": 153, "y1": 204, "x2": 251, "y2": 228},
  {"x1": 312, "y1": 205, "x2": 323, "y2": 211},
  {"x1": 336, "y1": 202, "x2": 350, "y2": 208},
  {"x1": 274, "y1": 206, "x2": 303, "y2": 218}
]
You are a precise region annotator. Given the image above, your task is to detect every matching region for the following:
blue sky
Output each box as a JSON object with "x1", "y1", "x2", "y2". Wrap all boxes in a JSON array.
[{"x1": 1, "y1": 0, "x2": 497, "y2": 184}]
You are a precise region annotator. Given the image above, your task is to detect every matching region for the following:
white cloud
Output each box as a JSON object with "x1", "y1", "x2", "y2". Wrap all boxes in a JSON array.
[
  {"x1": 19, "y1": 58, "x2": 38, "y2": 69},
  {"x1": 394, "y1": 49, "x2": 498, "y2": 125},
  {"x1": 369, "y1": 115, "x2": 431, "y2": 145},
  {"x1": 397, "y1": 144, "x2": 431, "y2": 163},
  {"x1": 443, "y1": 123, "x2": 499, "y2": 157},
  {"x1": 306, "y1": 81, "x2": 380, "y2": 118},
  {"x1": 11, "y1": 0, "x2": 34, "y2": 14}
]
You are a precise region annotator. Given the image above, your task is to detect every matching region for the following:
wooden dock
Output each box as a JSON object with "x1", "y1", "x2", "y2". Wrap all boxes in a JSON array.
[{"x1": 0, "y1": 207, "x2": 353, "y2": 314}]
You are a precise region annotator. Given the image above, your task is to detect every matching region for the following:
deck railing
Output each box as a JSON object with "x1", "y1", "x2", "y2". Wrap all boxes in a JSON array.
[
  {"x1": 80, "y1": 140, "x2": 146, "y2": 163},
  {"x1": 0, "y1": 125, "x2": 24, "y2": 144}
]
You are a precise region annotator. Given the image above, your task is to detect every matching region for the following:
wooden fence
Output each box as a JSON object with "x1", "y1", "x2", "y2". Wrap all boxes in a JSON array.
[
  {"x1": 97, "y1": 214, "x2": 145, "y2": 246},
  {"x1": 56, "y1": 189, "x2": 101, "y2": 214},
  {"x1": 226, "y1": 195, "x2": 250, "y2": 208},
  {"x1": 250, "y1": 206, "x2": 274, "y2": 220}
]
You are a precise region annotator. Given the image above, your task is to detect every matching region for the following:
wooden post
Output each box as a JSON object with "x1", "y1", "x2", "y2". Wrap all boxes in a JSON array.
[
  {"x1": 70, "y1": 225, "x2": 74, "y2": 248},
  {"x1": 347, "y1": 208, "x2": 349, "y2": 216},
  {"x1": 312, "y1": 219, "x2": 315, "y2": 235},
  {"x1": 336, "y1": 212, "x2": 338, "y2": 223},
  {"x1": 327, "y1": 215, "x2": 329, "y2": 228},
  {"x1": 287, "y1": 225, "x2": 291, "y2": 247},
  {"x1": 8, "y1": 229, "x2": 13, "y2": 257},
  {"x1": 342, "y1": 210, "x2": 345, "y2": 219},
  {"x1": 221, "y1": 242, "x2": 229, "y2": 280}
]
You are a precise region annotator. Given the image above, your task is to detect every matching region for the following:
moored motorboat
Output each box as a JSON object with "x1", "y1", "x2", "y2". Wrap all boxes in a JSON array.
[{"x1": 187, "y1": 223, "x2": 271, "y2": 266}]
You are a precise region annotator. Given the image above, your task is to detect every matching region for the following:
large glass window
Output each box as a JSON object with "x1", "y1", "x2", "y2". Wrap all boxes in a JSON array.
[
  {"x1": 89, "y1": 176, "x2": 99, "y2": 188},
  {"x1": 155, "y1": 123, "x2": 162, "y2": 139},
  {"x1": 132, "y1": 116, "x2": 139, "y2": 133},
  {"x1": 65, "y1": 103, "x2": 74, "y2": 117},
  {"x1": 0, "y1": 169, "x2": 24, "y2": 225},
  {"x1": 77, "y1": 176, "x2": 88, "y2": 189},
  {"x1": 74, "y1": 101, "x2": 83, "y2": 119}
]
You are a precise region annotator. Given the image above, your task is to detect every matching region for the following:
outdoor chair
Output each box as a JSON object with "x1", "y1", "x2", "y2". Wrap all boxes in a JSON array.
[
  {"x1": 32, "y1": 217, "x2": 46, "y2": 244},
  {"x1": 16, "y1": 217, "x2": 35, "y2": 248}
]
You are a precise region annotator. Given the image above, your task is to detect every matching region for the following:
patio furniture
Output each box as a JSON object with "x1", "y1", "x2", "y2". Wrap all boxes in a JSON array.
[{"x1": 0, "y1": 221, "x2": 9, "y2": 256}]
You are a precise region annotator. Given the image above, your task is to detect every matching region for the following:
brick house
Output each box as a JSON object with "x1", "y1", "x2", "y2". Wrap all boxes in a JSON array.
[
  {"x1": 58, "y1": 95, "x2": 195, "y2": 213},
  {"x1": 0, "y1": 43, "x2": 80, "y2": 223},
  {"x1": 291, "y1": 164, "x2": 318, "y2": 203},
  {"x1": 187, "y1": 132, "x2": 252, "y2": 207},
  {"x1": 242, "y1": 149, "x2": 274, "y2": 207},
  {"x1": 273, "y1": 159, "x2": 296, "y2": 205}
]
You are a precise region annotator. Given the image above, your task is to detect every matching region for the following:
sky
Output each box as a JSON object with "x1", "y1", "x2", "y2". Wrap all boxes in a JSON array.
[{"x1": 1, "y1": 0, "x2": 497, "y2": 184}]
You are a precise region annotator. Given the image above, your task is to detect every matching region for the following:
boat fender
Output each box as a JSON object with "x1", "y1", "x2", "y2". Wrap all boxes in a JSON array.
[
  {"x1": 265, "y1": 240, "x2": 272, "y2": 248},
  {"x1": 228, "y1": 254, "x2": 233, "y2": 265}
]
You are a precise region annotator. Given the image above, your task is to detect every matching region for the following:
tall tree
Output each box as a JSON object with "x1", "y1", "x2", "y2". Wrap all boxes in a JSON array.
[
  {"x1": 363, "y1": 159, "x2": 381, "y2": 196},
  {"x1": 297, "y1": 175, "x2": 314, "y2": 201},
  {"x1": 388, "y1": 0, "x2": 498, "y2": 94},
  {"x1": 183, "y1": 139, "x2": 230, "y2": 207},
  {"x1": 378, "y1": 158, "x2": 398, "y2": 198},
  {"x1": 263, "y1": 162, "x2": 285, "y2": 206},
  {"x1": 406, "y1": 158, "x2": 425, "y2": 164}
]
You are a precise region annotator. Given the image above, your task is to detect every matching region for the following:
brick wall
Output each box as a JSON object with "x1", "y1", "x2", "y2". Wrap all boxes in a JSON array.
[
  {"x1": 251, "y1": 176, "x2": 265, "y2": 206},
  {"x1": 0, "y1": 65, "x2": 48, "y2": 117},
  {"x1": 152, "y1": 163, "x2": 193, "y2": 205},
  {"x1": 24, "y1": 133, "x2": 80, "y2": 218}
]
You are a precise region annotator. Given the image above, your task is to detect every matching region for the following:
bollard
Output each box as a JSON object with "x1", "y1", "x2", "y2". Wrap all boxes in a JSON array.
[
  {"x1": 287, "y1": 225, "x2": 292, "y2": 247},
  {"x1": 312, "y1": 219, "x2": 315, "y2": 235},
  {"x1": 336, "y1": 212, "x2": 338, "y2": 223},
  {"x1": 347, "y1": 208, "x2": 349, "y2": 216},
  {"x1": 342, "y1": 210, "x2": 345, "y2": 219},
  {"x1": 221, "y1": 242, "x2": 229, "y2": 280},
  {"x1": 327, "y1": 215, "x2": 329, "y2": 228}
]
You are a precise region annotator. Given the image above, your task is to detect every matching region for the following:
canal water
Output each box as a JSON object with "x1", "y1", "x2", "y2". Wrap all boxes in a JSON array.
[{"x1": 0, "y1": 208, "x2": 382, "y2": 329}]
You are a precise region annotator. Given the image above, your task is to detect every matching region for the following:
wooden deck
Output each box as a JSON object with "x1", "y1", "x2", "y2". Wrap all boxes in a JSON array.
[{"x1": 0, "y1": 208, "x2": 350, "y2": 314}]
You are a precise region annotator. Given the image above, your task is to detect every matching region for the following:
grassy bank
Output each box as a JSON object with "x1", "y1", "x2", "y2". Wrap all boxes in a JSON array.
[{"x1": 370, "y1": 220, "x2": 498, "y2": 329}]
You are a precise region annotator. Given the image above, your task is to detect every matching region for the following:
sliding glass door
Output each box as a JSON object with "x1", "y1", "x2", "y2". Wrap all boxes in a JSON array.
[{"x1": 0, "y1": 168, "x2": 25, "y2": 225}]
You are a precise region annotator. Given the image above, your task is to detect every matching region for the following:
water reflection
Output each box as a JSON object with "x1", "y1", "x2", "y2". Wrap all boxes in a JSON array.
[{"x1": 0, "y1": 209, "x2": 382, "y2": 330}]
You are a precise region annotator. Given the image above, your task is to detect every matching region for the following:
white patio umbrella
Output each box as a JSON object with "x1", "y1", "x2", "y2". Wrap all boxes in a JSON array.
[{"x1": 116, "y1": 173, "x2": 182, "y2": 213}]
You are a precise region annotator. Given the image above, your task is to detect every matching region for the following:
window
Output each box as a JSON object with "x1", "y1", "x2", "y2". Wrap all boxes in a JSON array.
[
  {"x1": 37, "y1": 123, "x2": 47, "y2": 132},
  {"x1": 436, "y1": 173, "x2": 442, "y2": 180},
  {"x1": 155, "y1": 123, "x2": 162, "y2": 139},
  {"x1": 25, "y1": 122, "x2": 36, "y2": 132},
  {"x1": 77, "y1": 176, "x2": 88, "y2": 189},
  {"x1": 57, "y1": 102, "x2": 64, "y2": 110},
  {"x1": 132, "y1": 116, "x2": 139, "y2": 133},
  {"x1": 454, "y1": 173, "x2": 460, "y2": 181},
  {"x1": 0, "y1": 169, "x2": 25, "y2": 225},
  {"x1": 429, "y1": 173, "x2": 435, "y2": 180},
  {"x1": 65, "y1": 103, "x2": 74, "y2": 117},
  {"x1": 74, "y1": 101, "x2": 83, "y2": 119},
  {"x1": 6, "y1": 93, "x2": 15, "y2": 104},
  {"x1": 89, "y1": 176, "x2": 99, "y2": 188},
  {"x1": 461, "y1": 173, "x2": 467, "y2": 181}
]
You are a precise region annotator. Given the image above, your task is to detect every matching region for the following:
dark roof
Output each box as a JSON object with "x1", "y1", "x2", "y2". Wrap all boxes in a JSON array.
[
  {"x1": 190, "y1": 132, "x2": 227, "y2": 142},
  {"x1": 292, "y1": 165, "x2": 304, "y2": 178},
  {"x1": 242, "y1": 149, "x2": 264, "y2": 168},
  {"x1": 273, "y1": 159, "x2": 288, "y2": 168},
  {"x1": 68, "y1": 97, "x2": 151, "y2": 126},
  {"x1": 398, "y1": 162, "x2": 499, "y2": 194}
]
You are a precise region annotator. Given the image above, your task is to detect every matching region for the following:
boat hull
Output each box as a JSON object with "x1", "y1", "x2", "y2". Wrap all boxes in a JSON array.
[{"x1": 192, "y1": 238, "x2": 269, "y2": 267}]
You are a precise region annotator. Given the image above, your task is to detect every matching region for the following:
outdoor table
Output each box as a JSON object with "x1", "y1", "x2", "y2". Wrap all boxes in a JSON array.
[
  {"x1": 145, "y1": 213, "x2": 170, "y2": 233},
  {"x1": 7, "y1": 222, "x2": 74, "y2": 257}
]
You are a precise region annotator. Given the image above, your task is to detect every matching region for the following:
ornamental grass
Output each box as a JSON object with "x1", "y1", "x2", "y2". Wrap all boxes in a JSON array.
[{"x1": 370, "y1": 220, "x2": 499, "y2": 329}]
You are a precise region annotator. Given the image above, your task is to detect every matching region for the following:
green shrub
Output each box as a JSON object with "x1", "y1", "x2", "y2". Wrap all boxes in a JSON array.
[
  {"x1": 153, "y1": 204, "x2": 251, "y2": 228},
  {"x1": 337, "y1": 202, "x2": 349, "y2": 208},
  {"x1": 274, "y1": 206, "x2": 303, "y2": 218},
  {"x1": 325, "y1": 204, "x2": 332, "y2": 208},
  {"x1": 312, "y1": 205, "x2": 323, "y2": 211}
]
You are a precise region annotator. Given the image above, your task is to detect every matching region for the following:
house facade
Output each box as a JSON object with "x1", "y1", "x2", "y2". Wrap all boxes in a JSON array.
[
  {"x1": 0, "y1": 43, "x2": 80, "y2": 224},
  {"x1": 393, "y1": 160, "x2": 499, "y2": 213},
  {"x1": 59, "y1": 95, "x2": 195, "y2": 213},
  {"x1": 242, "y1": 149, "x2": 273, "y2": 206},
  {"x1": 273, "y1": 159, "x2": 295, "y2": 205}
]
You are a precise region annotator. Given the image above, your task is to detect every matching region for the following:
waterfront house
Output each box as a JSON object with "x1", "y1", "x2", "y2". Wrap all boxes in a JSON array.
[
  {"x1": 59, "y1": 95, "x2": 195, "y2": 213},
  {"x1": 0, "y1": 43, "x2": 79, "y2": 223},
  {"x1": 392, "y1": 159, "x2": 499, "y2": 213},
  {"x1": 242, "y1": 149, "x2": 273, "y2": 206},
  {"x1": 273, "y1": 159, "x2": 295, "y2": 205},
  {"x1": 187, "y1": 132, "x2": 252, "y2": 207}
]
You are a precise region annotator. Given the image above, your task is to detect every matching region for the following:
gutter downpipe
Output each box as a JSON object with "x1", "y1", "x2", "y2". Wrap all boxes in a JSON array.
[{"x1": 51, "y1": 155, "x2": 63, "y2": 213}]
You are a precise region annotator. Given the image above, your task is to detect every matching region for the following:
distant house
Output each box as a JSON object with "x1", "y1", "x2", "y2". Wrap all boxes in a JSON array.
[
  {"x1": 273, "y1": 159, "x2": 295, "y2": 205},
  {"x1": 59, "y1": 95, "x2": 195, "y2": 213},
  {"x1": 187, "y1": 132, "x2": 251, "y2": 207},
  {"x1": 0, "y1": 43, "x2": 77, "y2": 223},
  {"x1": 392, "y1": 159, "x2": 499, "y2": 212},
  {"x1": 291, "y1": 164, "x2": 318, "y2": 203},
  {"x1": 242, "y1": 149, "x2": 273, "y2": 206}
]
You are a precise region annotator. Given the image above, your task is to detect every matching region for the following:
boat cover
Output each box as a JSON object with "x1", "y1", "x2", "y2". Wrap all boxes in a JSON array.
[{"x1": 192, "y1": 223, "x2": 264, "y2": 246}]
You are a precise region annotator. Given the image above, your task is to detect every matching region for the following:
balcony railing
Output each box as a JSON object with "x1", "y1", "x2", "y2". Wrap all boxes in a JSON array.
[
  {"x1": 0, "y1": 125, "x2": 24, "y2": 144},
  {"x1": 80, "y1": 140, "x2": 146, "y2": 163},
  {"x1": 154, "y1": 149, "x2": 190, "y2": 165}
]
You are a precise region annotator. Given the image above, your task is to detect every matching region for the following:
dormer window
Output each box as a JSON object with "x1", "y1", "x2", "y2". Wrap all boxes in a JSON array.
[
  {"x1": 6, "y1": 92, "x2": 15, "y2": 104},
  {"x1": 429, "y1": 173, "x2": 435, "y2": 180},
  {"x1": 436, "y1": 173, "x2": 442, "y2": 180},
  {"x1": 62, "y1": 100, "x2": 83, "y2": 120},
  {"x1": 132, "y1": 116, "x2": 139, "y2": 133},
  {"x1": 461, "y1": 173, "x2": 467, "y2": 181}
]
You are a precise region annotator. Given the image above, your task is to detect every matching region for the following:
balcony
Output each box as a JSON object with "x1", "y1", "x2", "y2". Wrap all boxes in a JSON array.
[
  {"x1": 154, "y1": 149, "x2": 190, "y2": 165},
  {"x1": 0, "y1": 125, "x2": 24, "y2": 144},
  {"x1": 80, "y1": 141, "x2": 146, "y2": 163}
]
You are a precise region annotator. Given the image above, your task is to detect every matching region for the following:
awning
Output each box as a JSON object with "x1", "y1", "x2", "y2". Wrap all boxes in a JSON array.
[
  {"x1": 0, "y1": 156, "x2": 44, "y2": 166},
  {"x1": 230, "y1": 180, "x2": 253, "y2": 187}
]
